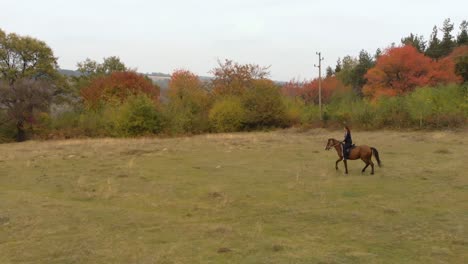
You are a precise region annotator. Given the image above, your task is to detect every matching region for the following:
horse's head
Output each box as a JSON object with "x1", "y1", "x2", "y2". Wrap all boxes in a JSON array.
[{"x1": 325, "y1": 138, "x2": 340, "y2": 150}]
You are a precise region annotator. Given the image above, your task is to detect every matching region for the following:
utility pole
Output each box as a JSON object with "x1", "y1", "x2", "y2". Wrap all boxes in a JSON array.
[{"x1": 314, "y1": 52, "x2": 324, "y2": 120}]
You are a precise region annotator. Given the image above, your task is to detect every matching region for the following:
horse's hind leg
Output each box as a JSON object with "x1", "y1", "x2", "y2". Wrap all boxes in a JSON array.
[
  {"x1": 335, "y1": 158, "x2": 342, "y2": 170},
  {"x1": 370, "y1": 160, "x2": 375, "y2": 175},
  {"x1": 343, "y1": 160, "x2": 348, "y2": 174},
  {"x1": 361, "y1": 161, "x2": 370, "y2": 173}
]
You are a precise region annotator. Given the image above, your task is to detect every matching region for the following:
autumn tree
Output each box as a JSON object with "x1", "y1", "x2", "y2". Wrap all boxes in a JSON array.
[
  {"x1": 0, "y1": 28, "x2": 58, "y2": 85},
  {"x1": 80, "y1": 71, "x2": 159, "y2": 109},
  {"x1": 165, "y1": 69, "x2": 210, "y2": 133},
  {"x1": 0, "y1": 79, "x2": 53, "y2": 141},
  {"x1": 71, "y1": 56, "x2": 129, "y2": 100},
  {"x1": 0, "y1": 28, "x2": 61, "y2": 141},
  {"x1": 363, "y1": 45, "x2": 461, "y2": 99},
  {"x1": 242, "y1": 79, "x2": 286, "y2": 128},
  {"x1": 211, "y1": 59, "x2": 270, "y2": 96},
  {"x1": 283, "y1": 76, "x2": 349, "y2": 104}
]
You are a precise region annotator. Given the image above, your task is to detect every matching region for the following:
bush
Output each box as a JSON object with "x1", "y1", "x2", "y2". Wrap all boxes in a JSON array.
[
  {"x1": 373, "y1": 96, "x2": 409, "y2": 128},
  {"x1": 164, "y1": 70, "x2": 211, "y2": 134},
  {"x1": 0, "y1": 111, "x2": 16, "y2": 143},
  {"x1": 242, "y1": 79, "x2": 287, "y2": 128},
  {"x1": 283, "y1": 97, "x2": 320, "y2": 126},
  {"x1": 109, "y1": 95, "x2": 163, "y2": 136},
  {"x1": 405, "y1": 84, "x2": 467, "y2": 128},
  {"x1": 209, "y1": 96, "x2": 246, "y2": 132}
]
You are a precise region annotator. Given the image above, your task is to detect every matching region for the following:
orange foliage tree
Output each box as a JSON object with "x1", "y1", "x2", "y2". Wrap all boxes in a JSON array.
[
  {"x1": 168, "y1": 70, "x2": 205, "y2": 100},
  {"x1": 363, "y1": 45, "x2": 461, "y2": 99},
  {"x1": 81, "y1": 71, "x2": 159, "y2": 108},
  {"x1": 211, "y1": 59, "x2": 270, "y2": 96},
  {"x1": 282, "y1": 76, "x2": 349, "y2": 104}
]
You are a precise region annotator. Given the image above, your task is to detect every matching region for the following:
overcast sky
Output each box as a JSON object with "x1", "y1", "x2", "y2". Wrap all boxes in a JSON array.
[{"x1": 2, "y1": 0, "x2": 467, "y2": 80}]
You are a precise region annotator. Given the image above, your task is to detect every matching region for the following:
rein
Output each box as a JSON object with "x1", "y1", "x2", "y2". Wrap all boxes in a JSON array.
[{"x1": 329, "y1": 140, "x2": 343, "y2": 149}]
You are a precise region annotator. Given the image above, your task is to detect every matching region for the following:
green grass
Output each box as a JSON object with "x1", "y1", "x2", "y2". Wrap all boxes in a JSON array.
[{"x1": 0, "y1": 129, "x2": 467, "y2": 263}]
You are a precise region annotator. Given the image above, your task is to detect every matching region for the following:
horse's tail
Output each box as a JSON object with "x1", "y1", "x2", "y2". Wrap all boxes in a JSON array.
[{"x1": 371, "y1": 147, "x2": 382, "y2": 167}]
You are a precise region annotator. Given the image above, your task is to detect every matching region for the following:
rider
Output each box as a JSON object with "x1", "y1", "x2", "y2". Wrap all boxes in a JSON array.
[{"x1": 343, "y1": 125, "x2": 352, "y2": 160}]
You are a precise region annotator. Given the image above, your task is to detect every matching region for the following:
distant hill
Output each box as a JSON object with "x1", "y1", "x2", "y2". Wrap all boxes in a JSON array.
[
  {"x1": 58, "y1": 69, "x2": 82, "y2": 77},
  {"x1": 58, "y1": 69, "x2": 284, "y2": 89}
]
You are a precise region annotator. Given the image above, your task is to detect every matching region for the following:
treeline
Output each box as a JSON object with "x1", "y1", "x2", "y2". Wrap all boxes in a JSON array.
[{"x1": 0, "y1": 19, "x2": 467, "y2": 142}]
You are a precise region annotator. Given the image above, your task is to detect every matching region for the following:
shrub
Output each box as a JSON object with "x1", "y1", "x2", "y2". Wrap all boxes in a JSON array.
[
  {"x1": 110, "y1": 95, "x2": 163, "y2": 136},
  {"x1": 0, "y1": 111, "x2": 16, "y2": 143},
  {"x1": 81, "y1": 71, "x2": 160, "y2": 109},
  {"x1": 283, "y1": 97, "x2": 320, "y2": 126},
  {"x1": 164, "y1": 70, "x2": 211, "y2": 134},
  {"x1": 375, "y1": 96, "x2": 410, "y2": 128},
  {"x1": 209, "y1": 96, "x2": 246, "y2": 132},
  {"x1": 242, "y1": 79, "x2": 287, "y2": 128}
]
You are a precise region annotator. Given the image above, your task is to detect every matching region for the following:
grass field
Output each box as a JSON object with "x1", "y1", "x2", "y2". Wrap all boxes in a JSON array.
[{"x1": 0, "y1": 129, "x2": 467, "y2": 263}]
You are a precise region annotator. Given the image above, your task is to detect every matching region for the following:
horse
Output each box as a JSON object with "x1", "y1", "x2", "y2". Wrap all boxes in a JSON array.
[{"x1": 325, "y1": 138, "x2": 382, "y2": 174}]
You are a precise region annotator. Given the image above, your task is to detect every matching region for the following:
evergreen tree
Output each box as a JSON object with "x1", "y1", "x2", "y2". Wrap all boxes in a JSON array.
[
  {"x1": 374, "y1": 48, "x2": 382, "y2": 60},
  {"x1": 334, "y1": 58, "x2": 342, "y2": 73},
  {"x1": 326, "y1": 66, "x2": 334, "y2": 78},
  {"x1": 439, "y1": 18, "x2": 455, "y2": 56},
  {"x1": 425, "y1": 26, "x2": 442, "y2": 59},
  {"x1": 401, "y1": 33, "x2": 426, "y2": 52},
  {"x1": 351, "y1": 50, "x2": 375, "y2": 96},
  {"x1": 457, "y1": 20, "x2": 468, "y2": 46}
]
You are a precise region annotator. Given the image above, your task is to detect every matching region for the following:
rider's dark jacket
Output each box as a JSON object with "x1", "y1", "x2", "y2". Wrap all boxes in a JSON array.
[{"x1": 343, "y1": 130, "x2": 352, "y2": 159}]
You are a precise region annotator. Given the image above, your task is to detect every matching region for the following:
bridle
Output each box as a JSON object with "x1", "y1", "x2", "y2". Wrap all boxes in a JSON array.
[{"x1": 326, "y1": 139, "x2": 343, "y2": 150}]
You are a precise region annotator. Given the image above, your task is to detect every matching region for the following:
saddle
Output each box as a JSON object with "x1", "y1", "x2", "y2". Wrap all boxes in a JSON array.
[{"x1": 342, "y1": 143, "x2": 355, "y2": 149}]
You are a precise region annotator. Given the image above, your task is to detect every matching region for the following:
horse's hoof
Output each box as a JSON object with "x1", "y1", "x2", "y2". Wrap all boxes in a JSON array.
[{"x1": 371, "y1": 172, "x2": 374, "y2": 175}]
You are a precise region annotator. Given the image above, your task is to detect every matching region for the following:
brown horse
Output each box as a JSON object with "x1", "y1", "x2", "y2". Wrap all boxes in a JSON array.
[{"x1": 325, "y1": 138, "x2": 382, "y2": 174}]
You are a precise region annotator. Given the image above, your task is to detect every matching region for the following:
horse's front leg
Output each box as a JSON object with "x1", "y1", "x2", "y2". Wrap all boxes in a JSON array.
[
  {"x1": 343, "y1": 160, "x2": 348, "y2": 174},
  {"x1": 335, "y1": 158, "x2": 342, "y2": 170}
]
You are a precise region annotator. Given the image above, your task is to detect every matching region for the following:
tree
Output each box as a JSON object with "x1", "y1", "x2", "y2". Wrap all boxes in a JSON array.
[
  {"x1": 334, "y1": 58, "x2": 342, "y2": 73},
  {"x1": 401, "y1": 33, "x2": 426, "y2": 53},
  {"x1": 165, "y1": 70, "x2": 210, "y2": 133},
  {"x1": 374, "y1": 48, "x2": 382, "y2": 60},
  {"x1": 242, "y1": 79, "x2": 286, "y2": 128},
  {"x1": 73, "y1": 56, "x2": 128, "y2": 97},
  {"x1": 211, "y1": 59, "x2": 270, "y2": 96},
  {"x1": 352, "y1": 50, "x2": 375, "y2": 96},
  {"x1": 426, "y1": 26, "x2": 442, "y2": 59},
  {"x1": 457, "y1": 20, "x2": 468, "y2": 46},
  {"x1": 335, "y1": 51, "x2": 374, "y2": 96},
  {"x1": 80, "y1": 71, "x2": 159, "y2": 109},
  {"x1": 283, "y1": 76, "x2": 349, "y2": 104},
  {"x1": 439, "y1": 18, "x2": 456, "y2": 57},
  {"x1": 0, "y1": 29, "x2": 58, "y2": 85},
  {"x1": 0, "y1": 79, "x2": 53, "y2": 141},
  {"x1": 363, "y1": 45, "x2": 461, "y2": 99},
  {"x1": 77, "y1": 56, "x2": 127, "y2": 76},
  {"x1": 447, "y1": 45, "x2": 468, "y2": 83},
  {"x1": 326, "y1": 66, "x2": 334, "y2": 77},
  {"x1": 336, "y1": 55, "x2": 358, "y2": 87},
  {"x1": 0, "y1": 29, "x2": 60, "y2": 141}
]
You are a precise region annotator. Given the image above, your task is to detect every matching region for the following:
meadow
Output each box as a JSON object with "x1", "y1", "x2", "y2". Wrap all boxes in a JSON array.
[{"x1": 0, "y1": 129, "x2": 467, "y2": 263}]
